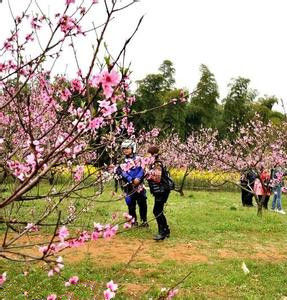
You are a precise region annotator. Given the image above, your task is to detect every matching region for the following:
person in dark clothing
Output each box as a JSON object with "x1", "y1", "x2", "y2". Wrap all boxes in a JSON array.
[
  {"x1": 116, "y1": 140, "x2": 148, "y2": 226},
  {"x1": 240, "y1": 169, "x2": 256, "y2": 207},
  {"x1": 147, "y1": 146, "x2": 172, "y2": 241}
]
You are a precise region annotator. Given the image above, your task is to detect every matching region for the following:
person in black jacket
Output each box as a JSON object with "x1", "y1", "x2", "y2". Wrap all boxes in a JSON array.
[
  {"x1": 147, "y1": 146, "x2": 172, "y2": 241},
  {"x1": 240, "y1": 169, "x2": 256, "y2": 207}
]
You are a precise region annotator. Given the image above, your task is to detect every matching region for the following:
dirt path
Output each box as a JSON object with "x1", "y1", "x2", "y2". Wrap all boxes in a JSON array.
[
  {"x1": 3, "y1": 234, "x2": 287, "y2": 265},
  {"x1": 63, "y1": 237, "x2": 209, "y2": 265},
  {"x1": 61, "y1": 236, "x2": 287, "y2": 265}
]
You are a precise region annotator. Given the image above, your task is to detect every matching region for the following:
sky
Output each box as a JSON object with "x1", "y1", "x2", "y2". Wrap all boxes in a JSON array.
[{"x1": 1, "y1": 0, "x2": 287, "y2": 111}]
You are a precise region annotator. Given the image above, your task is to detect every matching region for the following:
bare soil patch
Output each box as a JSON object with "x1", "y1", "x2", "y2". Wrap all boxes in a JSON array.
[{"x1": 2, "y1": 234, "x2": 287, "y2": 265}]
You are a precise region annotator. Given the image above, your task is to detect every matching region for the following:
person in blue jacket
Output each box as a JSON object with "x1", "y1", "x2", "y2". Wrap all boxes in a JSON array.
[{"x1": 116, "y1": 139, "x2": 148, "y2": 227}]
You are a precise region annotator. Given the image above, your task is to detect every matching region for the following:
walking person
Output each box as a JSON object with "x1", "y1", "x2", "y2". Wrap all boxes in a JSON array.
[
  {"x1": 116, "y1": 140, "x2": 148, "y2": 226},
  {"x1": 146, "y1": 146, "x2": 174, "y2": 241},
  {"x1": 271, "y1": 166, "x2": 286, "y2": 214}
]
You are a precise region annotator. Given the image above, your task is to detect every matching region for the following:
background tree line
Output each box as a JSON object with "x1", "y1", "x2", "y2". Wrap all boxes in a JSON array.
[{"x1": 132, "y1": 60, "x2": 285, "y2": 139}]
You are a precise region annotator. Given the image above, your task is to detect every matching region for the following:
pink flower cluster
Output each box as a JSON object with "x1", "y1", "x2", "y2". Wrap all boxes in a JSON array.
[
  {"x1": 91, "y1": 70, "x2": 121, "y2": 98},
  {"x1": 47, "y1": 294, "x2": 57, "y2": 300},
  {"x1": 59, "y1": 15, "x2": 77, "y2": 34},
  {"x1": 0, "y1": 272, "x2": 7, "y2": 286},
  {"x1": 65, "y1": 275, "x2": 79, "y2": 287},
  {"x1": 167, "y1": 288, "x2": 179, "y2": 299},
  {"x1": 48, "y1": 256, "x2": 65, "y2": 277},
  {"x1": 104, "y1": 280, "x2": 118, "y2": 300},
  {"x1": 73, "y1": 165, "x2": 84, "y2": 182},
  {"x1": 39, "y1": 223, "x2": 119, "y2": 268},
  {"x1": 123, "y1": 212, "x2": 135, "y2": 229}
]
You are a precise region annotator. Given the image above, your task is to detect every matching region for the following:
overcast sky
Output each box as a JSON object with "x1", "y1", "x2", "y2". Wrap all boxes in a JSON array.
[{"x1": 1, "y1": 0, "x2": 287, "y2": 111}]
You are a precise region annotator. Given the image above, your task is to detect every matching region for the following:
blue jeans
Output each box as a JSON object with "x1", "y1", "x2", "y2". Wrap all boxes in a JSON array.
[{"x1": 272, "y1": 186, "x2": 282, "y2": 210}]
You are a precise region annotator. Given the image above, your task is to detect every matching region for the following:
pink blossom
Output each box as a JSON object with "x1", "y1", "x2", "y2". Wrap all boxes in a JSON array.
[
  {"x1": 98, "y1": 100, "x2": 110, "y2": 109},
  {"x1": 89, "y1": 117, "x2": 104, "y2": 130},
  {"x1": 167, "y1": 289, "x2": 179, "y2": 299},
  {"x1": 0, "y1": 272, "x2": 7, "y2": 286},
  {"x1": 78, "y1": 231, "x2": 90, "y2": 242},
  {"x1": 103, "y1": 227, "x2": 113, "y2": 239},
  {"x1": 60, "y1": 16, "x2": 76, "y2": 33},
  {"x1": 47, "y1": 294, "x2": 57, "y2": 300},
  {"x1": 65, "y1": 275, "x2": 79, "y2": 286},
  {"x1": 90, "y1": 74, "x2": 101, "y2": 87},
  {"x1": 4, "y1": 41, "x2": 13, "y2": 51},
  {"x1": 61, "y1": 88, "x2": 72, "y2": 101},
  {"x1": 104, "y1": 289, "x2": 115, "y2": 300},
  {"x1": 103, "y1": 103, "x2": 117, "y2": 117},
  {"x1": 25, "y1": 33, "x2": 34, "y2": 41},
  {"x1": 123, "y1": 222, "x2": 131, "y2": 229},
  {"x1": 103, "y1": 225, "x2": 117, "y2": 239},
  {"x1": 58, "y1": 226, "x2": 69, "y2": 241},
  {"x1": 102, "y1": 84, "x2": 114, "y2": 98},
  {"x1": 71, "y1": 79, "x2": 83, "y2": 92},
  {"x1": 91, "y1": 231, "x2": 100, "y2": 241},
  {"x1": 66, "y1": 0, "x2": 75, "y2": 4},
  {"x1": 74, "y1": 165, "x2": 84, "y2": 182},
  {"x1": 123, "y1": 212, "x2": 133, "y2": 221},
  {"x1": 0, "y1": 63, "x2": 7, "y2": 72},
  {"x1": 101, "y1": 70, "x2": 120, "y2": 87},
  {"x1": 31, "y1": 17, "x2": 41, "y2": 29},
  {"x1": 32, "y1": 140, "x2": 40, "y2": 146},
  {"x1": 56, "y1": 256, "x2": 64, "y2": 270},
  {"x1": 39, "y1": 245, "x2": 49, "y2": 254},
  {"x1": 73, "y1": 144, "x2": 83, "y2": 154},
  {"x1": 93, "y1": 222, "x2": 103, "y2": 231},
  {"x1": 107, "y1": 280, "x2": 118, "y2": 292},
  {"x1": 26, "y1": 153, "x2": 36, "y2": 165}
]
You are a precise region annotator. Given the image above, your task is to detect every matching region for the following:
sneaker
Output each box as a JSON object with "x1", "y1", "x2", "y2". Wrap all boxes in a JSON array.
[
  {"x1": 270, "y1": 208, "x2": 277, "y2": 212},
  {"x1": 131, "y1": 221, "x2": 139, "y2": 227},
  {"x1": 153, "y1": 233, "x2": 166, "y2": 241},
  {"x1": 139, "y1": 221, "x2": 149, "y2": 228},
  {"x1": 277, "y1": 210, "x2": 286, "y2": 215}
]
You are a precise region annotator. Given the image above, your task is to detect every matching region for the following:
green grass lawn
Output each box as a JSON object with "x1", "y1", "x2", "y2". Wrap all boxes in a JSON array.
[{"x1": 1, "y1": 187, "x2": 287, "y2": 299}]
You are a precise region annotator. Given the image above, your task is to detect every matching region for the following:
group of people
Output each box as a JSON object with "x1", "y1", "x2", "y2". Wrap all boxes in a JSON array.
[
  {"x1": 240, "y1": 166, "x2": 287, "y2": 214},
  {"x1": 116, "y1": 140, "x2": 173, "y2": 241}
]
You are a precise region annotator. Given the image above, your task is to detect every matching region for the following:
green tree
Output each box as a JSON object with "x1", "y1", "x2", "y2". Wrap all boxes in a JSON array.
[
  {"x1": 159, "y1": 89, "x2": 188, "y2": 138},
  {"x1": 132, "y1": 60, "x2": 178, "y2": 133},
  {"x1": 186, "y1": 65, "x2": 219, "y2": 132},
  {"x1": 221, "y1": 77, "x2": 257, "y2": 135},
  {"x1": 159, "y1": 59, "x2": 176, "y2": 89},
  {"x1": 252, "y1": 95, "x2": 284, "y2": 124}
]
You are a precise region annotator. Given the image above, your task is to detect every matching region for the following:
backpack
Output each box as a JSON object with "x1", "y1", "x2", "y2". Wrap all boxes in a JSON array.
[
  {"x1": 160, "y1": 165, "x2": 175, "y2": 191},
  {"x1": 148, "y1": 161, "x2": 175, "y2": 193}
]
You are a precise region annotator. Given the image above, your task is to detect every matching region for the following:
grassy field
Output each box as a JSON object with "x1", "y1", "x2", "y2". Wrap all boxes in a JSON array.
[{"x1": 1, "y1": 187, "x2": 287, "y2": 299}]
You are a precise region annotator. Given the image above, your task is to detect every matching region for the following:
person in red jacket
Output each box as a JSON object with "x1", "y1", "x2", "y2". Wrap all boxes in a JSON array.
[{"x1": 253, "y1": 169, "x2": 271, "y2": 209}]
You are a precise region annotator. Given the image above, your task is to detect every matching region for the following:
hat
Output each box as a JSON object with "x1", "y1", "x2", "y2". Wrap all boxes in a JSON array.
[{"x1": 121, "y1": 139, "x2": 136, "y2": 153}]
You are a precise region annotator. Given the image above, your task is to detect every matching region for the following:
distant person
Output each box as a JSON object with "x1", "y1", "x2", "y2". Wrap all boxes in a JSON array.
[
  {"x1": 116, "y1": 140, "x2": 148, "y2": 226},
  {"x1": 240, "y1": 169, "x2": 256, "y2": 207},
  {"x1": 253, "y1": 169, "x2": 271, "y2": 209},
  {"x1": 271, "y1": 165, "x2": 287, "y2": 214},
  {"x1": 146, "y1": 146, "x2": 174, "y2": 241}
]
